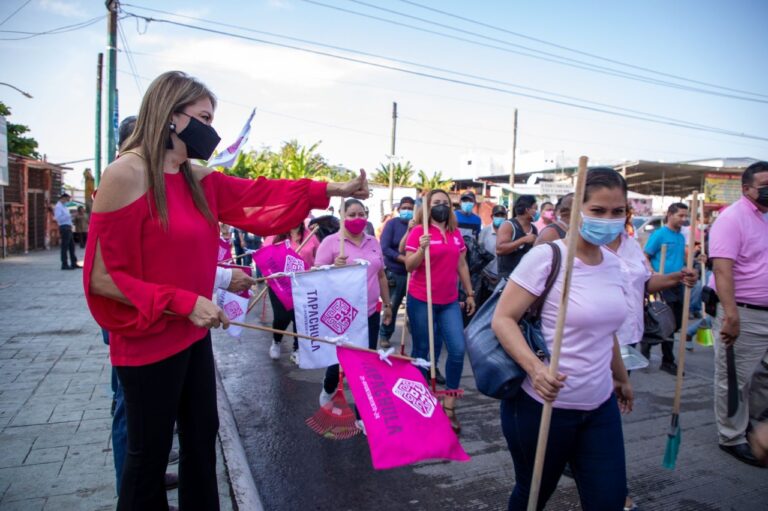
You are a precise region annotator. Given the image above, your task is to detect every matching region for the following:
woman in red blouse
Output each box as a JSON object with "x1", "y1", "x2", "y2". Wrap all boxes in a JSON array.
[{"x1": 84, "y1": 71, "x2": 367, "y2": 510}]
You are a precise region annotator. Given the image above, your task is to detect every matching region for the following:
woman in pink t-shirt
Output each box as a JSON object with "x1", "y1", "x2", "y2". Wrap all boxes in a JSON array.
[
  {"x1": 404, "y1": 189, "x2": 475, "y2": 433},
  {"x1": 264, "y1": 223, "x2": 320, "y2": 362},
  {"x1": 492, "y1": 168, "x2": 634, "y2": 510},
  {"x1": 315, "y1": 199, "x2": 392, "y2": 408}
]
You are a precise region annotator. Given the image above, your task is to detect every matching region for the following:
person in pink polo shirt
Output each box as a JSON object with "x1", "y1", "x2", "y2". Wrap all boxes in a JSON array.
[
  {"x1": 709, "y1": 160, "x2": 768, "y2": 468},
  {"x1": 315, "y1": 199, "x2": 392, "y2": 407},
  {"x1": 491, "y1": 167, "x2": 633, "y2": 510},
  {"x1": 405, "y1": 189, "x2": 476, "y2": 434}
]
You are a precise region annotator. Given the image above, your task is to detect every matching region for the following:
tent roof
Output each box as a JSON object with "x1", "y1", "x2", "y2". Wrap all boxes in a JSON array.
[{"x1": 615, "y1": 160, "x2": 746, "y2": 197}]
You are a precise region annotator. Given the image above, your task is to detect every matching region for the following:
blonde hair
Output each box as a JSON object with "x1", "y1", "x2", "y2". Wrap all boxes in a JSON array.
[
  {"x1": 122, "y1": 71, "x2": 216, "y2": 228},
  {"x1": 413, "y1": 189, "x2": 457, "y2": 231}
]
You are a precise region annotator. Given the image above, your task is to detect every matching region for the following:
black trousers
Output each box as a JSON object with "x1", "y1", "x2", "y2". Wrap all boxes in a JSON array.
[
  {"x1": 324, "y1": 312, "x2": 380, "y2": 394},
  {"x1": 268, "y1": 288, "x2": 297, "y2": 350},
  {"x1": 59, "y1": 225, "x2": 76, "y2": 267},
  {"x1": 116, "y1": 334, "x2": 219, "y2": 511}
]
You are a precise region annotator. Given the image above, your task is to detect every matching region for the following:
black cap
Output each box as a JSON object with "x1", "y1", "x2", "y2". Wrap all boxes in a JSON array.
[
  {"x1": 398, "y1": 196, "x2": 415, "y2": 207},
  {"x1": 492, "y1": 205, "x2": 507, "y2": 216},
  {"x1": 460, "y1": 191, "x2": 476, "y2": 202},
  {"x1": 60, "y1": 192, "x2": 71, "y2": 200}
]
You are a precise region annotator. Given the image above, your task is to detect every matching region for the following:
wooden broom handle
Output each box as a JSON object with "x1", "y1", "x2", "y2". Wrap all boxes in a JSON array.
[
  {"x1": 338, "y1": 197, "x2": 346, "y2": 259},
  {"x1": 672, "y1": 192, "x2": 698, "y2": 415},
  {"x1": 422, "y1": 198, "x2": 436, "y2": 386},
  {"x1": 527, "y1": 156, "x2": 588, "y2": 511},
  {"x1": 659, "y1": 243, "x2": 668, "y2": 275}
]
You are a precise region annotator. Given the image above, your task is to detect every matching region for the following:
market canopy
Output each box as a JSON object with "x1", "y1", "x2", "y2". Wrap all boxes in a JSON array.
[{"x1": 615, "y1": 160, "x2": 749, "y2": 198}]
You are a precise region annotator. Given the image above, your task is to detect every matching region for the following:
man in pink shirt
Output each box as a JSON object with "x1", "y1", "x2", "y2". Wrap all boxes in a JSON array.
[{"x1": 709, "y1": 161, "x2": 768, "y2": 467}]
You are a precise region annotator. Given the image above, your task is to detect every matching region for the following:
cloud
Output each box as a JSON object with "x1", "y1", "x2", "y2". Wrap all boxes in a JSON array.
[
  {"x1": 147, "y1": 36, "x2": 378, "y2": 91},
  {"x1": 36, "y1": 0, "x2": 86, "y2": 18}
]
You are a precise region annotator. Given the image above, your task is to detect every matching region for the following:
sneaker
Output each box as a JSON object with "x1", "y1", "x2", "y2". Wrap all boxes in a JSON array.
[
  {"x1": 269, "y1": 341, "x2": 280, "y2": 360},
  {"x1": 685, "y1": 340, "x2": 694, "y2": 352},
  {"x1": 289, "y1": 350, "x2": 299, "y2": 366},
  {"x1": 379, "y1": 338, "x2": 391, "y2": 349},
  {"x1": 355, "y1": 419, "x2": 367, "y2": 436},
  {"x1": 319, "y1": 389, "x2": 333, "y2": 407}
]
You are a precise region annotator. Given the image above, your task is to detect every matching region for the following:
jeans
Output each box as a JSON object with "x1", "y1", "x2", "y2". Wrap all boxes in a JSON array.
[
  {"x1": 112, "y1": 376, "x2": 127, "y2": 493},
  {"x1": 378, "y1": 271, "x2": 407, "y2": 341},
  {"x1": 59, "y1": 225, "x2": 76, "y2": 268},
  {"x1": 501, "y1": 392, "x2": 626, "y2": 511},
  {"x1": 323, "y1": 312, "x2": 379, "y2": 394},
  {"x1": 406, "y1": 297, "x2": 465, "y2": 390},
  {"x1": 116, "y1": 333, "x2": 219, "y2": 511}
]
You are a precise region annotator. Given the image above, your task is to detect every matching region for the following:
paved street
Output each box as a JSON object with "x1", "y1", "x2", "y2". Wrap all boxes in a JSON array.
[
  {"x1": 214, "y1": 294, "x2": 768, "y2": 511},
  {"x1": 0, "y1": 251, "x2": 233, "y2": 510}
]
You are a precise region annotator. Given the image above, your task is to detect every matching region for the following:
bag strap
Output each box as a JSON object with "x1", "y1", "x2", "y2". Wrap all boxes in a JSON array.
[{"x1": 529, "y1": 242, "x2": 562, "y2": 320}]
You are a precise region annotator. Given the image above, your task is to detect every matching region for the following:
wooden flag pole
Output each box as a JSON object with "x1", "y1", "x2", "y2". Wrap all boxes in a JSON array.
[
  {"x1": 421, "y1": 198, "x2": 437, "y2": 393},
  {"x1": 526, "y1": 156, "x2": 588, "y2": 511},
  {"x1": 246, "y1": 224, "x2": 319, "y2": 313}
]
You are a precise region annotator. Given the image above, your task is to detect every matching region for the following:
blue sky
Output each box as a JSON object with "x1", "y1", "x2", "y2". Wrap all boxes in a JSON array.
[{"x1": 1, "y1": 0, "x2": 766, "y2": 188}]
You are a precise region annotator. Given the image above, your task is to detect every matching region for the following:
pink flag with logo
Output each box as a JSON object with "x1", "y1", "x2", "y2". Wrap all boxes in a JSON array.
[
  {"x1": 252, "y1": 241, "x2": 306, "y2": 310},
  {"x1": 337, "y1": 346, "x2": 470, "y2": 470},
  {"x1": 217, "y1": 263, "x2": 253, "y2": 299},
  {"x1": 218, "y1": 238, "x2": 231, "y2": 262}
]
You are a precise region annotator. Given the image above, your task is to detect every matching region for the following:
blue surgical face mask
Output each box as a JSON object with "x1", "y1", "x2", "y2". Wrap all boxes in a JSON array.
[
  {"x1": 579, "y1": 214, "x2": 626, "y2": 246},
  {"x1": 531, "y1": 211, "x2": 540, "y2": 222},
  {"x1": 460, "y1": 201, "x2": 474, "y2": 214},
  {"x1": 399, "y1": 209, "x2": 413, "y2": 221},
  {"x1": 492, "y1": 217, "x2": 505, "y2": 228}
]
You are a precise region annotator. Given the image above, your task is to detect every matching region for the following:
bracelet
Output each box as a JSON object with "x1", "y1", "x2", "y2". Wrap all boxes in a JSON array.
[{"x1": 382, "y1": 303, "x2": 392, "y2": 308}]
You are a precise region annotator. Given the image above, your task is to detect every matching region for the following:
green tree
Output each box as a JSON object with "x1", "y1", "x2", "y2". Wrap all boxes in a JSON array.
[
  {"x1": 372, "y1": 161, "x2": 415, "y2": 187},
  {"x1": 219, "y1": 140, "x2": 352, "y2": 182},
  {"x1": 416, "y1": 170, "x2": 453, "y2": 192},
  {"x1": 0, "y1": 101, "x2": 40, "y2": 158}
]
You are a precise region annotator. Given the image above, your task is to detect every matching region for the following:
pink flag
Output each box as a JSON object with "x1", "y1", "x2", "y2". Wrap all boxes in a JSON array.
[
  {"x1": 337, "y1": 346, "x2": 470, "y2": 470},
  {"x1": 252, "y1": 241, "x2": 306, "y2": 310},
  {"x1": 217, "y1": 263, "x2": 253, "y2": 299},
  {"x1": 218, "y1": 238, "x2": 231, "y2": 262}
]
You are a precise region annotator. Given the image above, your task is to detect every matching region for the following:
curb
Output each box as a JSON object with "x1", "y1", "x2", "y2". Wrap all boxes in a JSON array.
[{"x1": 216, "y1": 367, "x2": 264, "y2": 511}]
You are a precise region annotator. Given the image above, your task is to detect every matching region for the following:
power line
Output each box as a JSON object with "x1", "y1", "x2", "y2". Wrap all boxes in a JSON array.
[
  {"x1": 119, "y1": 9, "x2": 768, "y2": 142},
  {"x1": 304, "y1": 0, "x2": 768, "y2": 104},
  {"x1": 0, "y1": 0, "x2": 32, "y2": 27},
  {"x1": 121, "y1": 3, "x2": 762, "y2": 135},
  {"x1": 118, "y1": 20, "x2": 143, "y2": 94},
  {"x1": 0, "y1": 14, "x2": 105, "y2": 40},
  {"x1": 396, "y1": 0, "x2": 768, "y2": 101}
]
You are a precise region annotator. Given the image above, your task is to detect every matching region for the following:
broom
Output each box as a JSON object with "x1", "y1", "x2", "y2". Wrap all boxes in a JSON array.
[
  {"x1": 305, "y1": 198, "x2": 359, "y2": 439},
  {"x1": 305, "y1": 366, "x2": 360, "y2": 440},
  {"x1": 663, "y1": 191, "x2": 698, "y2": 470},
  {"x1": 400, "y1": 273, "x2": 411, "y2": 356},
  {"x1": 695, "y1": 204, "x2": 714, "y2": 347}
]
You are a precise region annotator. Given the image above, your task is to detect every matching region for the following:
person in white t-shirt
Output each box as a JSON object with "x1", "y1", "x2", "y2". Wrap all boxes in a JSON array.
[{"x1": 492, "y1": 167, "x2": 633, "y2": 511}]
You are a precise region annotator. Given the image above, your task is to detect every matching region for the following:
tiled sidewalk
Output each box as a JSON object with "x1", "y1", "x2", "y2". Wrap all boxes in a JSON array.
[{"x1": 0, "y1": 250, "x2": 233, "y2": 510}]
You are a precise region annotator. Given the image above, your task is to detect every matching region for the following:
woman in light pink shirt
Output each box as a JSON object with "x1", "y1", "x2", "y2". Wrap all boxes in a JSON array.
[
  {"x1": 315, "y1": 199, "x2": 392, "y2": 407},
  {"x1": 492, "y1": 168, "x2": 634, "y2": 511}
]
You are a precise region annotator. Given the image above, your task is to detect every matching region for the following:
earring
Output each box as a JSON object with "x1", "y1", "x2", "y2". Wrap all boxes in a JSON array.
[{"x1": 169, "y1": 122, "x2": 176, "y2": 131}]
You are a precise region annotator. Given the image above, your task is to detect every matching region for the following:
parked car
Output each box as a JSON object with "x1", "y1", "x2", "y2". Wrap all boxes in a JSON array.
[{"x1": 632, "y1": 215, "x2": 664, "y2": 247}]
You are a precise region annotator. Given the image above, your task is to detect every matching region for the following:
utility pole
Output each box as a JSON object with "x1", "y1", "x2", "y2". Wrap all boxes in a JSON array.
[
  {"x1": 509, "y1": 108, "x2": 518, "y2": 188},
  {"x1": 105, "y1": 1, "x2": 118, "y2": 165},
  {"x1": 388, "y1": 101, "x2": 398, "y2": 212},
  {"x1": 95, "y1": 52, "x2": 103, "y2": 185}
]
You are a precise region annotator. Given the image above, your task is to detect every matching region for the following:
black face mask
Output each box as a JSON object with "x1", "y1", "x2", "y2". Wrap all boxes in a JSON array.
[
  {"x1": 430, "y1": 204, "x2": 451, "y2": 223},
  {"x1": 755, "y1": 186, "x2": 768, "y2": 207},
  {"x1": 172, "y1": 113, "x2": 221, "y2": 161}
]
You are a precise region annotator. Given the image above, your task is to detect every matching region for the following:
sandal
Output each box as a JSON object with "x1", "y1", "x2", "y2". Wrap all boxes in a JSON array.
[{"x1": 443, "y1": 405, "x2": 461, "y2": 434}]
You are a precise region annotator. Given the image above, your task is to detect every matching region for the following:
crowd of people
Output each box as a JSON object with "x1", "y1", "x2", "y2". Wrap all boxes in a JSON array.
[{"x1": 75, "y1": 70, "x2": 767, "y2": 510}]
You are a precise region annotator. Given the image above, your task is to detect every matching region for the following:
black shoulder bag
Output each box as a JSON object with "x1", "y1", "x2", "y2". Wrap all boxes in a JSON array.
[{"x1": 464, "y1": 242, "x2": 562, "y2": 400}]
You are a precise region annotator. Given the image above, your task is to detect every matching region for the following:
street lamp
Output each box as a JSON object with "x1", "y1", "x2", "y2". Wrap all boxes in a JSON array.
[{"x1": 0, "y1": 82, "x2": 33, "y2": 99}]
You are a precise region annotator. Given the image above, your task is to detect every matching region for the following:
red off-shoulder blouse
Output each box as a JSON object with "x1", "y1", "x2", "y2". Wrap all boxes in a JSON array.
[{"x1": 83, "y1": 170, "x2": 329, "y2": 366}]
